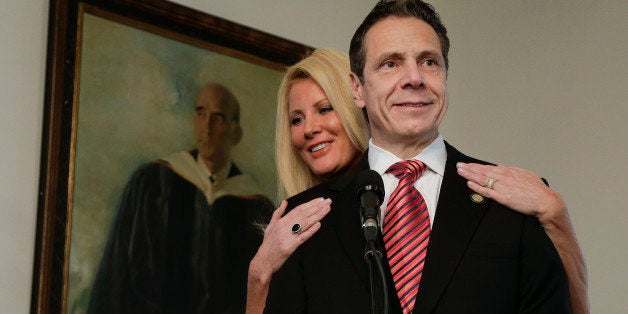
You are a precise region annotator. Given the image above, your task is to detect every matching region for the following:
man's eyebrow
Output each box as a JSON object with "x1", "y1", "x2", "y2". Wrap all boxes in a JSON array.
[
  {"x1": 416, "y1": 49, "x2": 443, "y2": 60},
  {"x1": 373, "y1": 51, "x2": 405, "y2": 67}
]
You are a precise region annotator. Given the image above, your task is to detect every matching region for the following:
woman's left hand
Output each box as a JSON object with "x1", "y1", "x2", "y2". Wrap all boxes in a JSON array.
[{"x1": 456, "y1": 162, "x2": 566, "y2": 219}]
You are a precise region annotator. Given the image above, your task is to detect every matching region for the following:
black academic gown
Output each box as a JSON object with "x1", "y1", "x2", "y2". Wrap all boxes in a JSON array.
[
  {"x1": 265, "y1": 142, "x2": 572, "y2": 314},
  {"x1": 88, "y1": 155, "x2": 273, "y2": 314}
]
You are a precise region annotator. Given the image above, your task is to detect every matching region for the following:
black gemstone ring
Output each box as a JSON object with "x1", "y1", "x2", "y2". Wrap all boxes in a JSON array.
[{"x1": 291, "y1": 223, "x2": 302, "y2": 234}]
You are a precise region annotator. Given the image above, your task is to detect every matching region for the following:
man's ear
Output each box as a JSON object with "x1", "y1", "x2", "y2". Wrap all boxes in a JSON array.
[
  {"x1": 349, "y1": 73, "x2": 365, "y2": 109},
  {"x1": 231, "y1": 125, "x2": 243, "y2": 145}
]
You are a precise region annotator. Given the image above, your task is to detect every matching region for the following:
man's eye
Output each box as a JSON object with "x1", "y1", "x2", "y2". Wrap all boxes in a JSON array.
[
  {"x1": 195, "y1": 108, "x2": 206, "y2": 116},
  {"x1": 209, "y1": 112, "x2": 227, "y2": 125},
  {"x1": 424, "y1": 59, "x2": 437, "y2": 67},
  {"x1": 383, "y1": 61, "x2": 396, "y2": 68}
]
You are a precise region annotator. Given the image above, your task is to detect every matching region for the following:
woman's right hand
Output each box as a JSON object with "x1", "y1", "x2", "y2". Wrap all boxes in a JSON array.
[
  {"x1": 246, "y1": 198, "x2": 331, "y2": 314},
  {"x1": 250, "y1": 197, "x2": 332, "y2": 281}
]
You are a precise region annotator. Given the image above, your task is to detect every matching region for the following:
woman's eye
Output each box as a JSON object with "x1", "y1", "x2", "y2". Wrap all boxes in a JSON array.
[
  {"x1": 290, "y1": 116, "x2": 304, "y2": 126},
  {"x1": 320, "y1": 106, "x2": 334, "y2": 114}
]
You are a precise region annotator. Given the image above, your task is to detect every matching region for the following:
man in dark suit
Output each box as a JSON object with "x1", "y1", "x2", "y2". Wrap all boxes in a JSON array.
[{"x1": 265, "y1": 1, "x2": 572, "y2": 313}]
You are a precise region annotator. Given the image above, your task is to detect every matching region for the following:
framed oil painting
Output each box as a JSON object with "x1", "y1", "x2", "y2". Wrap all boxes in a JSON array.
[{"x1": 32, "y1": 0, "x2": 311, "y2": 313}]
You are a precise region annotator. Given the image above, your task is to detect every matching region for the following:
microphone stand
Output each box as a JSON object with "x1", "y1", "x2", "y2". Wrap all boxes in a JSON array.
[
  {"x1": 357, "y1": 170, "x2": 388, "y2": 314},
  {"x1": 365, "y1": 236, "x2": 389, "y2": 314}
]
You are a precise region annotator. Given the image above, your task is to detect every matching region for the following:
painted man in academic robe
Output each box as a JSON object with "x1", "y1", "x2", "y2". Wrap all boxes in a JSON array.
[{"x1": 88, "y1": 84, "x2": 273, "y2": 314}]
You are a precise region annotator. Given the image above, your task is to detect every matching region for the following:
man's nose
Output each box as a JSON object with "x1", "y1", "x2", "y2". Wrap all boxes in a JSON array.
[
  {"x1": 206, "y1": 114, "x2": 222, "y2": 129},
  {"x1": 400, "y1": 62, "x2": 425, "y2": 89}
]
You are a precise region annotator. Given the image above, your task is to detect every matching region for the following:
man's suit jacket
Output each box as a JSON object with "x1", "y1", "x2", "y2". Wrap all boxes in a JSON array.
[{"x1": 266, "y1": 142, "x2": 572, "y2": 313}]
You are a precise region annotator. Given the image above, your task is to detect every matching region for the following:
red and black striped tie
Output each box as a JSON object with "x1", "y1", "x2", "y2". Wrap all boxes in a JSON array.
[{"x1": 383, "y1": 160, "x2": 431, "y2": 314}]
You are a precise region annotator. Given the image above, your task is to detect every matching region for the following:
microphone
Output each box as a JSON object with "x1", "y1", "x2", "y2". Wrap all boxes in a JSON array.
[
  {"x1": 356, "y1": 169, "x2": 385, "y2": 242},
  {"x1": 357, "y1": 170, "x2": 390, "y2": 313}
]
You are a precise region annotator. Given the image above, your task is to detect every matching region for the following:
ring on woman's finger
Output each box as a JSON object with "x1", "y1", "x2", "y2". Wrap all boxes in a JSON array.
[
  {"x1": 485, "y1": 177, "x2": 496, "y2": 189},
  {"x1": 291, "y1": 223, "x2": 302, "y2": 234}
]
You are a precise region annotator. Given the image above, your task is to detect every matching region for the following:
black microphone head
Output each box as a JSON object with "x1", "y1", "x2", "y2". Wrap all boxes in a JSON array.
[{"x1": 355, "y1": 169, "x2": 384, "y2": 204}]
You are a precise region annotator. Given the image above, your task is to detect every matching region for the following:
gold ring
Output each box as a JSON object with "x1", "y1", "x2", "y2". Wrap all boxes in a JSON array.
[{"x1": 485, "y1": 177, "x2": 496, "y2": 189}]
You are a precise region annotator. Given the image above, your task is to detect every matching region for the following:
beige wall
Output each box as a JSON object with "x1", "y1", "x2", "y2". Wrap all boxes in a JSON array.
[{"x1": 1, "y1": 0, "x2": 625, "y2": 312}]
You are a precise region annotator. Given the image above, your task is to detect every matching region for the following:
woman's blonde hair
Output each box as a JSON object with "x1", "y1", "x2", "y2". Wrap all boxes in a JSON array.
[{"x1": 275, "y1": 48, "x2": 369, "y2": 198}]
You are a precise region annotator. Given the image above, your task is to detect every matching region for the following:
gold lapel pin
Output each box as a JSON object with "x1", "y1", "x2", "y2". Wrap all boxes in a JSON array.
[{"x1": 470, "y1": 193, "x2": 485, "y2": 203}]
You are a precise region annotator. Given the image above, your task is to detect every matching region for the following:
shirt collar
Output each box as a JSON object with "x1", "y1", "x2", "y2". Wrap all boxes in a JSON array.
[
  {"x1": 195, "y1": 155, "x2": 232, "y2": 184},
  {"x1": 368, "y1": 134, "x2": 447, "y2": 177}
]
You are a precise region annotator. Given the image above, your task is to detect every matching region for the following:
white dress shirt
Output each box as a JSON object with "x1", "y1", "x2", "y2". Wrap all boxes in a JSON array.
[{"x1": 368, "y1": 135, "x2": 447, "y2": 227}]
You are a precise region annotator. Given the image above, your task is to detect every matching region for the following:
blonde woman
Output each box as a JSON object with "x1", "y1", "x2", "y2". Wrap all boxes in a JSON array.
[{"x1": 247, "y1": 48, "x2": 367, "y2": 313}]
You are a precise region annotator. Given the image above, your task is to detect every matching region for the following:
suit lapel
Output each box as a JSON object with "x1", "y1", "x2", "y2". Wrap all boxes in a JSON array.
[
  {"x1": 322, "y1": 145, "x2": 488, "y2": 311},
  {"x1": 413, "y1": 143, "x2": 490, "y2": 313}
]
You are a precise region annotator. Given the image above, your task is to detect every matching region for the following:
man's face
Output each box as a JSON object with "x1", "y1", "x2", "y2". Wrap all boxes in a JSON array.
[
  {"x1": 351, "y1": 17, "x2": 448, "y2": 156},
  {"x1": 193, "y1": 87, "x2": 242, "y2": 163}
]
